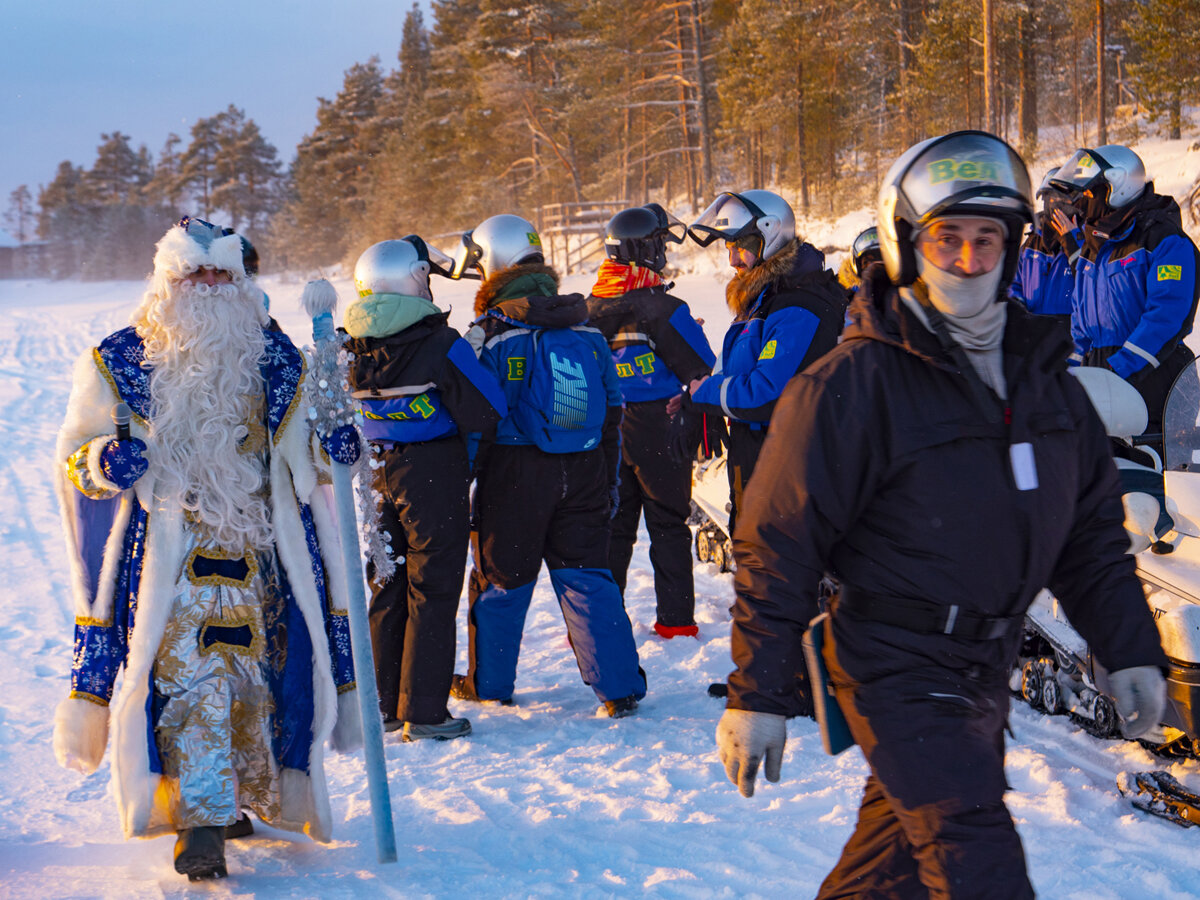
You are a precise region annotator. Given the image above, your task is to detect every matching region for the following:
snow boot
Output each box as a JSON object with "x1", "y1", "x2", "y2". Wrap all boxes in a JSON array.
[
  {"x1": 654, "y1": 622, "x2": 699, "y2": 639},
  {"x1": 224, "y1": 813, "x2": 254, "y2": 840},
  {"x1": 382, "y1": 717, "x2": 404, "y2": 733},
  {"x1": 708, "y1": 682, "x2": 728, "y2": 698},
  {"x1": 174, "y1": 826, "x2": 227, "y2": 880},
  {"x1": 604, "y1": 695, "x2": 639, "y2": 718},
  {"x1": 450, "y1": 673, "x2": 514, "y2": 706},
  {"x1": 401, "y1": 715, "x2": 472, "y2": 742}
]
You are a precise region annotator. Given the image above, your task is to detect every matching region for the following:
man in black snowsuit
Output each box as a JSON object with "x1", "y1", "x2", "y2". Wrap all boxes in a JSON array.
[
  {"x1": 449, "y1": 214, "x2": 646, "y2": 717},
  {"x1": 715, "y1": 131, "x2": 1169, "y2": 898},
  {"x1": 682, "y1": 190, "x2": 846, "y2": 537},
  {"x1": 587, "y1": 203, "x2": 716, "y2": 638},
  {"x1": 345, "y1": 236, "x2": 507, "y2": 741}
]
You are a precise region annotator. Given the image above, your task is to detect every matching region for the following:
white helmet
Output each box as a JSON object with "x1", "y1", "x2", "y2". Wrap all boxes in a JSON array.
[
  {"x1": 450, "y1": 214, "x2": 544, "y2": 281},
  {"x1": 687, "y1": 190, "x2": 796, "y2": 263},
  {"x1": 877, "y1": 130, "x2": 1033, "y2": 286},
  {"x1": 1051, "y1": 145, "x2": 1147, "y2": 218},
  {"x1": 354, "y1": 236, "x2": 453, "y2": 302}
]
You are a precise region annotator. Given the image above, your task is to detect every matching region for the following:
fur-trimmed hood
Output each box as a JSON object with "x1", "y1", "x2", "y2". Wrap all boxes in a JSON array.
[
  {"x1": 474, "y1": 262, "x2": 560, "y2": 317},
  {"x1": 153, "y1": 220, "x2": 246, "y2": 282},
  {"x1": 726, "y1": 238, "x2": 826, "y2": 320}
]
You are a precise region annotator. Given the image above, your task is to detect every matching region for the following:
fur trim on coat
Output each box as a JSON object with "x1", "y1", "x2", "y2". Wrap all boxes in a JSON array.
[
  {"x1": 153, "y1": 223, "x2": 247, "y2": 282},
  {"x1": 474, "y1": 262, "x2": 560, "y2": 317},
  {"x1": 54, "y1": 344, "x2": 347, "y2": 842},
  {"x1": 726, "y1": 238, "x2": 818, "y2": 320}
]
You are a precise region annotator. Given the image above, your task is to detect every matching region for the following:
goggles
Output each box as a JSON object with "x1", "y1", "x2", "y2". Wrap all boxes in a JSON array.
[{"x1": 449, "y1": 230, "x2": 485, "y2": 281}]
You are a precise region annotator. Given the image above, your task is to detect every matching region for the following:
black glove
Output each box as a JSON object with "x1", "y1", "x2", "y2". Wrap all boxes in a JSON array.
[
  {"x1": 666, "y1": 407, "x2": 704, "y2": 464},
  {"x1": 701, "y1": 413, "x2": 727, "y2": 459}
]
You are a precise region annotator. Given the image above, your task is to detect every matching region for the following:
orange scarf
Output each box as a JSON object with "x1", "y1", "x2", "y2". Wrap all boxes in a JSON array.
[{"x1": 590, "y1": 259, "x2": 664, "y2": 298}]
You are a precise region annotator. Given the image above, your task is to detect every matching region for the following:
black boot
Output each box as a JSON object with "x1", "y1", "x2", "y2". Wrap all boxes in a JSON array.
[
  {"x1": 174, "y1": 825, "x2": 227, "y2": 880},
  {"x1": 225, "y1": 813, "x2": 254, "y2": 840}
]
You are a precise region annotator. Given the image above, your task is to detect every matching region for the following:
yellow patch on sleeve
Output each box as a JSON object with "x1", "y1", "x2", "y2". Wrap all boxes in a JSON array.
[
  {"x1": 1158, "y1": 265, "x2": 1183, "y2": 282},
  {"x1": 758, "y1": 340, "x2": 777, "y2": 360}
]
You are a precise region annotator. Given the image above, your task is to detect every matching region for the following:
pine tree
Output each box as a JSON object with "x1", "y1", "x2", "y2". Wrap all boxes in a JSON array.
[
  {"x1": 4, "y1": 186, "x2": 34, "y2": 244},
  {"x1": 1124, "y1": 0, "x2": 1200, "y2": 139}
]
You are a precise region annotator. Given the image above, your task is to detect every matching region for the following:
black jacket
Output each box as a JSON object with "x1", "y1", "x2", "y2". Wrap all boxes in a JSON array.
[
  {"x1": 585, "y1": 285, "x2": 715, "y2": 401},
  {"x1": 345, "y1": 311, "x2": 504, "y2": 438},
  {"x1": 728, "y1": 270, "x2": 1167, "y2": 715}
]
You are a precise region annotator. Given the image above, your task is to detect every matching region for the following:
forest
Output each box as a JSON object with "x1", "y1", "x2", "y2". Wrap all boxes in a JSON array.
[{"x1": 7, "y1": 0, "x2": 1198, "y2": 278}]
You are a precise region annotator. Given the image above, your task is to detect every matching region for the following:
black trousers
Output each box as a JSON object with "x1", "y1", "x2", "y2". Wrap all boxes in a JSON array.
[
  {"x1": 1090, "y1": 341, "x2": 1195, "y2": 453},
  {"x1": 608, "y1": 398, "x2": 695, "y2": 627},
  {"x1": 367, "y1": 438, "x2": 470, "y2": 725},
  {"x1": 726, "y1": 421, "x2": 768, "y2": 538},
  {"x1": 818, "y1": 664, "x2": 1033, "y2": 899}
]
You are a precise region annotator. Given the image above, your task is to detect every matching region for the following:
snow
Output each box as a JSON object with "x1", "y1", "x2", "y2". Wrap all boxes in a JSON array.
[{"x1": 5, "y1": 139, "x2": 1200, "y2": 898}]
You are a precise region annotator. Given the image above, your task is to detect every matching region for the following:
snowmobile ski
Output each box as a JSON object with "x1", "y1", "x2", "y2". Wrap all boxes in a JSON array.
[{"x1": 1118, "y1": 770, "x2": 1200, "y2": 828}]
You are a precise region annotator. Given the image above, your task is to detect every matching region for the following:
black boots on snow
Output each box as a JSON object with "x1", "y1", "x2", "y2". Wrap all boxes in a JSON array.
[{"x1": 174, "y1": 825, "x2": 227, "y2": 880}]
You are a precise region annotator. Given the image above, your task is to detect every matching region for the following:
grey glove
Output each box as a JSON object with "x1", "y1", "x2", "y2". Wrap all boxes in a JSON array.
[
  {"x1": 1109, "y1": 665, "x2": 1167, "y2": 739},
  {"x1": 715, "y1": 708, "x2": 787, "y2": 798}
]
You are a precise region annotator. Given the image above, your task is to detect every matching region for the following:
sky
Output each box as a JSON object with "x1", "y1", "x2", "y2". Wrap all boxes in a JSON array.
[{"x1": 0, "y1": 0, "x2": 431, "y2": 216}]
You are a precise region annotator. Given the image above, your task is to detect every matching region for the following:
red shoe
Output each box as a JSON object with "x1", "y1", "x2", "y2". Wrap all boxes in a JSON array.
[{"x1": 654, "y1": 622, "x2": 699, "y2": 639}]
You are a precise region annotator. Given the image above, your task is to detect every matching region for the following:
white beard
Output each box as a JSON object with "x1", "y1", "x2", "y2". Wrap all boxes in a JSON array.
[{"x1": 133, "y1": 277, "x2": 274, "y2": 551}]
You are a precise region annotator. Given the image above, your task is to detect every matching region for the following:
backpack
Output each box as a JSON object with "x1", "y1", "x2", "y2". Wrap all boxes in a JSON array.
[{"x1": 512, "y1": 326, "x2": 608, "y2": 453}]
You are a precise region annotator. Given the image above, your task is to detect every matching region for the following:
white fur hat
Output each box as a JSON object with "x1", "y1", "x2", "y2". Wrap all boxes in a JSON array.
[{"x1": 153, "y1": 216, "x2": 246, "y2": 281}]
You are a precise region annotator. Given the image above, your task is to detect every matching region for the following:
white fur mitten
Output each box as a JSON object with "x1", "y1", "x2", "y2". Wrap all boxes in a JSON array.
[
  {"x1": 53, "y1": 696, "x2": 109, "y2": 774},
  {"x1": 330, "y1": 689, "x2": 363, "y2": 752}
]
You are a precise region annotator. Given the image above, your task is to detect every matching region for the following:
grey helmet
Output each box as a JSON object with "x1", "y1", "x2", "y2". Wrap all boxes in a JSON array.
[
  {"x1": 1050, "y1": 145, "x2": 1147, "y2": 220},
  {"x1": 877, "y1": 130, "x2": 1033, "y2": 286},
  {"x1": 850, "y1": 226, "x2": 882, "y2": 277},
  {"x1": 354, "y1": 236, "x2": 453, "y2": 302},
  {"x1": 450, "y1": 214, "x2": 544, "y2": 281},
  {"x1": 688, "y1": 189, "x2": 796, "y2": 263}
]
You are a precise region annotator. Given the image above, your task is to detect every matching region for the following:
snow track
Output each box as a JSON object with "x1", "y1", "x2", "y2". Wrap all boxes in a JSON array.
[{"x1": 2, "y1": 271, "x2": 1200, "y2": 898}]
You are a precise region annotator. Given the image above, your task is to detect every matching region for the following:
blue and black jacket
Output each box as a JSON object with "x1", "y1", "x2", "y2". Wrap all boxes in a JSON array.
[
  {"x1": 585, "y1": 284, "x2": 715, "y2": 403},
  {"x1": 1070, "y1": 191, "x2": 1200, "y2": 382},
  {"x1": 466, "y1": 263, "x2": 624, "y2": 482},
  {"x1": 1009, "y1": 230, "x2": 1074, "y2": 320},
  {"x1": 345, "y1": 310, "x2": 507, "y2": 445},
  {"x1": 690, "y1": 238, "x2": 845, "y2": 425}
]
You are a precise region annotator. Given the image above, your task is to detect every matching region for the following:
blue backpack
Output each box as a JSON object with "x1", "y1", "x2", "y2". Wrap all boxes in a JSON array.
[{"x1": 512, "y1": 326, "x2": 608, "y2": 452}]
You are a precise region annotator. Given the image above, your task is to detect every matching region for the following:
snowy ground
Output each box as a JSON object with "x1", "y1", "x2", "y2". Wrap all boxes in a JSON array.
[{"x1": 4, "y1": 137, "x2": 1200, "y2": 898}]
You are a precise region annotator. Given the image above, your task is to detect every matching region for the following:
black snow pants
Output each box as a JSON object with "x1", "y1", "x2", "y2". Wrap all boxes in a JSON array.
[
  {"x1": 726, "y1": 421, "x2": 768, "y2": 539},
  {"x1": 817, "y1": 661, "x2": 1034, "y2": 900},
  {"x1": 368, "y1": 437, "x2": 471, "y2": 725},
  {"x1": 608, "y1": 398, "x2": 695, "y2": 627}
]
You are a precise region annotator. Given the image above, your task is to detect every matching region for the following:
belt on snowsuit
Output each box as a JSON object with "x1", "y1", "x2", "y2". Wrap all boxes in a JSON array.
[{"x1": 835, "y1": 585, "x2": 1022, "y2": 641}]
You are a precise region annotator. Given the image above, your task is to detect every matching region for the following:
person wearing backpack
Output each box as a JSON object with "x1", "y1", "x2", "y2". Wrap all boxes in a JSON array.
[
  {"x1": 680, "y1": 190, "x2": 846, "y2": 539},
  {"x1": 449, "y1": 214, "x2": 647, "y2": 717},
  {"x1": 586, "y1": 203, "x2": 716, "y2": 640},
  {"x1": 344, "y1": 236, "x2": 508, "y2": 742}
]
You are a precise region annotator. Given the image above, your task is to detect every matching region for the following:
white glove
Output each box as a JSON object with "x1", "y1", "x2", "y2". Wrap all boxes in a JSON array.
[
  {"x1": 1109, "y1": 665, "x2": 1167, "y2": 739},
  {"x1": 53, "y1": 696, "x2": 110, "y2": 774},
  {"x1": 716, "y1": 708, "x2": 787, "y2": 798},
  {"x1": 330, "y1": 689, "x2": 364, "y2": 752}
]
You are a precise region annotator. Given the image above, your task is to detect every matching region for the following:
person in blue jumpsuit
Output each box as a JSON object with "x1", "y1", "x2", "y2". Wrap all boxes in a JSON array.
[
  {"x1": 1009, "y1": 166, "x2": 1081, "y2": 325},
  {"x1": 449, "y1": 214, "x2": 647, "y2": 718},
  {"x1": 681, "y1": 190, "x2": 846, "y2": 537},
  {"x1": 1051, "y1": 144, "x2": 1200, "y2": 443}
]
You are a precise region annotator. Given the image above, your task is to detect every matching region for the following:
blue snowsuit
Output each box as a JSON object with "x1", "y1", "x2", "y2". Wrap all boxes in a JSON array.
[
  {"x1": 1009, "y1": 231, "x2": 1074, "y2": 320},
  {"x1": 463, "y1": 264, "x2": 646, "y2": 706},
  {"x1": 1070, "y1": 191, "x2": 1200, "y2": 436}
]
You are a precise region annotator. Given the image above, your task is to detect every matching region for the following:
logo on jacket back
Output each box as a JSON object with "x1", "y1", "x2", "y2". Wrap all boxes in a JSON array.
[{"x1": 550, "y1": 351, "x2": 589, "y2": 428}]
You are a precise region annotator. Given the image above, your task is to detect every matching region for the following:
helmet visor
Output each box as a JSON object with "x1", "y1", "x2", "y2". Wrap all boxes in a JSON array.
[
  {"x1": 402, "y1": 234, "x2": 455, "y2": 279},
  {"x1": 643, "y1": 203, "x2": 687, "y2": 244},
  {"x1": 852, "y1": 227, "x2": 880, "y2": 260},
  {"x1": 900, "y1": 132, "x2": 1033, "y2": 228},
  {"x1": 687, "y1": 193, "x2": 764, "y2": 247},
  {"x1": 449, "y1": 231, "x2": 484, "y2": 280},
  {"x1": 1049, "y1": 148, "x2": 1111, "y2": 196}
]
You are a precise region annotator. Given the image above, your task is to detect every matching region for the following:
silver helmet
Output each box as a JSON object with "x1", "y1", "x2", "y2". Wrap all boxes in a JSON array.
[
  {"x1": 353, "y1": 236, "x2": 453, "y2": 302},
  {"x1": 450, "y1": 214, "x2": 544, "y2": 281},
  {"x1": 877, "y1": 130, "x2": 1033, "y2": 286},
  {"x1": 687, "y1": 189, "x2": 796, "y2": 263},
  {"x1": 1051, "y1": 145, "x2": 1147, "y2": 219}
]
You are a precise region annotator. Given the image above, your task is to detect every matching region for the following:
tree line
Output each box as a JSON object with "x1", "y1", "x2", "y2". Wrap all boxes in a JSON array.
[{"x1": 7, "y1": 0, "x2": 1198, "y2": 279}]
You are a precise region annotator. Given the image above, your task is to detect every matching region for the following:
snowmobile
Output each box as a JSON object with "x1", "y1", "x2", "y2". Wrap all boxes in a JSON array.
[
  {"x1": 690, "y1": 453, "x2": 734, "y2": 572},
  {"x1": 1012, "y1": 363, "x2": 1200, "y2": 761}
]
